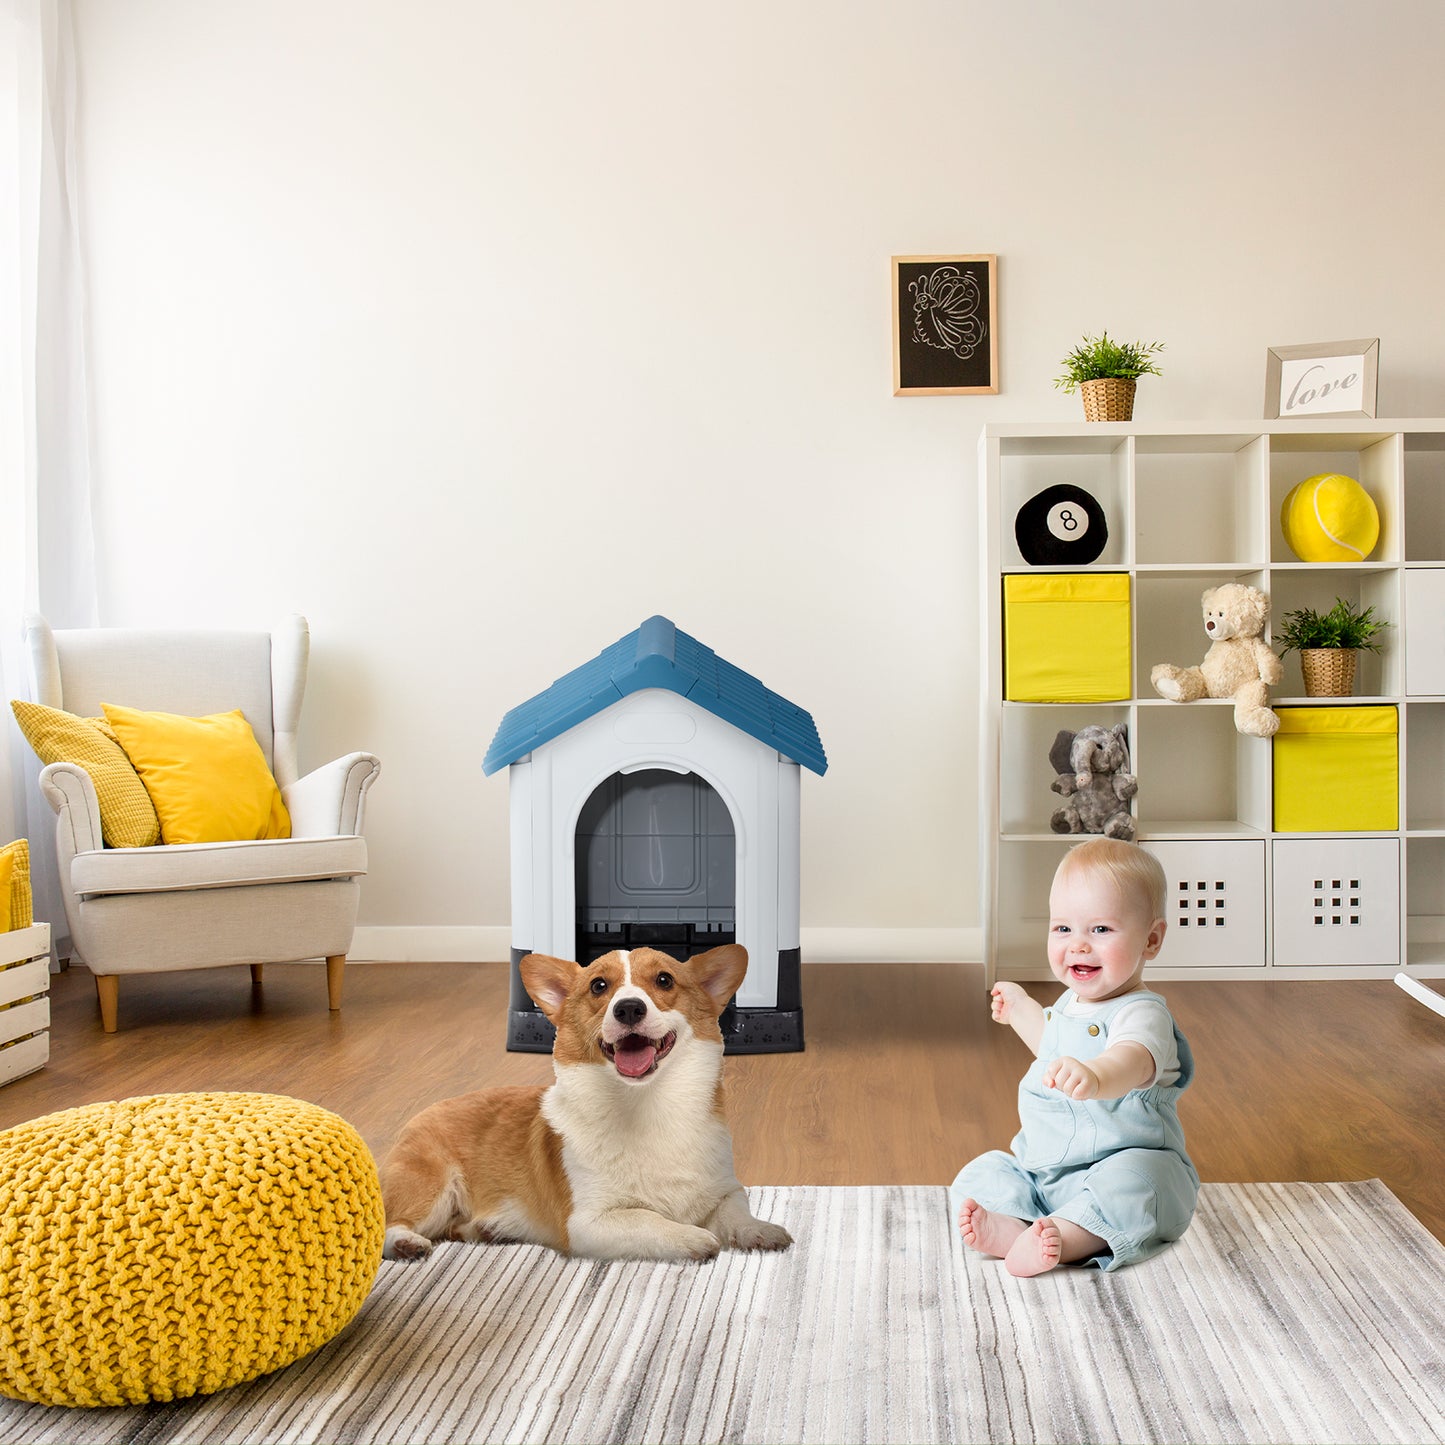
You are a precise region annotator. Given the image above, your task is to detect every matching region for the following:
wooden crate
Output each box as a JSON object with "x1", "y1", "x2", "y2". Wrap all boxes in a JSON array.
[{"x1": 0, "y1": 923, "x2": 50, "y2": 1086}]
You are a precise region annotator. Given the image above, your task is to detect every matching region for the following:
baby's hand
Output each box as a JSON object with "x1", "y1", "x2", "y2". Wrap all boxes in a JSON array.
[
  {"x1": 1044, "y1": 1055, "x2": 1100, "y2": 1100},
  {"x1": 990, "y1": 981, "x2": 1027, "y2": 1024}
]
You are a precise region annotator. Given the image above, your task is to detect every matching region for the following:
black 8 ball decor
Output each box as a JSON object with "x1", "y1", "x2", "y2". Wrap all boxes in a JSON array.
[{"x1": 1014, "y1": 484, "x2": 1108, "y2": 566}]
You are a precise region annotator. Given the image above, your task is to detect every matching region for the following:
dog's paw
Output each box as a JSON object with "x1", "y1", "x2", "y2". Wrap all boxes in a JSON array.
[
  {"x1": 671, "y1": 1224, "x2": 723, "y2": 1262},
  {"x1": 383, "y1": 1226, "x2": 434, "y2": 1263},
  {"x1": 569, "y1": 1213, "x2": 721, "y2": 1262},
  {"x1": 723, "y1": 1219, "x2": 793, "y2": 1252}
]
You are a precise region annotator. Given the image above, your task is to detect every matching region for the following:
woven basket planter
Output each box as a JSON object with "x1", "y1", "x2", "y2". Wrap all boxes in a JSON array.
[
  {"x1": 1080, "y1": 377, "x2": 1137, "y2": 422},
  {"x1": 1300, "y1": 647, "x2": 1358, "y2": 697}
]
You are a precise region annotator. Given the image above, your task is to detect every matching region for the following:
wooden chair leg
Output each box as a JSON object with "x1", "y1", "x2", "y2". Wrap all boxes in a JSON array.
[
  {"x1": 250, "y1": 964, "x2": 264, "y2": 985},
  {"x1": 326, "y1": 955, "x2": 345, "y2": 1011},
  {"x1": 95, "y1": 974, "x2": 119, "y2": 1033}
]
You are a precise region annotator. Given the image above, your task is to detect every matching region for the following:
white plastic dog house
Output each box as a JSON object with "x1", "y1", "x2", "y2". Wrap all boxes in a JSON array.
[{"x1": 483, "y1": 616, "x2": 827, "y2": 1053}]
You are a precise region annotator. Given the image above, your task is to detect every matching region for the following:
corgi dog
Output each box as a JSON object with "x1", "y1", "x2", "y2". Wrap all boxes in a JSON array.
[{"x1": 380, "y1": 943, "x2": 792, "y2": 1263}]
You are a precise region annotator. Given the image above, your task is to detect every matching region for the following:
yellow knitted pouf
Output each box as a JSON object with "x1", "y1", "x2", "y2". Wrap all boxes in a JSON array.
[{"x1": 0, "y1": 1092, "x2": 384, "y2": 1408}]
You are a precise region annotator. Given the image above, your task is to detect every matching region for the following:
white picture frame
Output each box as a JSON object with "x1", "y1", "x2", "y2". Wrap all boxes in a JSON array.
[{"x1": 1265, "y1": 338, "x2": 1379, "y2": 420}]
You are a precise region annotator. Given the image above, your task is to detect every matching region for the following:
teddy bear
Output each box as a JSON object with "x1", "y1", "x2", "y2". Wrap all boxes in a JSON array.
[
  {"x1": 1048, "y1": 723, "x2": 1137, "y2": 840},
  {"x1": 1150, "y1": 582, "x2": 1282, "y2": 737}
]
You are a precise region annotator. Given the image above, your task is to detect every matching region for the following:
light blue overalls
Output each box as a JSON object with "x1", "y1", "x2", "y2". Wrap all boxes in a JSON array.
[{"x1": 949, "y1": 988, "x2": 1199, "y2": 1271}]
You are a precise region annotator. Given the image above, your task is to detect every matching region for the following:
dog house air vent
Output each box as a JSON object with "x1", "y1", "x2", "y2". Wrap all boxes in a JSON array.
[{"x1": 483, "y1": 616, "x2": 827, "y2": 1054}]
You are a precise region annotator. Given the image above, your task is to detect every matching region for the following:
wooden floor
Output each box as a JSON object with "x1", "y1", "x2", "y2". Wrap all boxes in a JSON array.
[{"x1": 3, "y1": 959, "x2": 1443, "y2": 1244}]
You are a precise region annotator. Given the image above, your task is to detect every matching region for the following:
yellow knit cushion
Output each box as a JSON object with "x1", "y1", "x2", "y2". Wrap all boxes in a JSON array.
[
  {"x1": 9, "y1": 701, "x2": 161, "y2": 849},
  {"x1": 101, "y1": 704, "x2": 291, "y2": 845},
  {"x1": 0, "y1": 841, "x2": 28, "y2": 932},
  {"x1": 0, "y1": 1092, "x2": 384, "y2": 1407}
]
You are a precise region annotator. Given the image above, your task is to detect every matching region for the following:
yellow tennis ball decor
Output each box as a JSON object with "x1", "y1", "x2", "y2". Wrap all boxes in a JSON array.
[
  {"x1": 1280, "y1": 472, "x2": 1380, "y2": 562},
  {"x1": 0, "y1": 1093, "x2": 384, "y2": 1408}
]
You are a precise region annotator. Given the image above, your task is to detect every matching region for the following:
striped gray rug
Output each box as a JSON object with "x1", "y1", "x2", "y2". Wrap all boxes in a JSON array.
[{"x1": 1, "y1": 1181, "x2": 1442, "y2": 1444}]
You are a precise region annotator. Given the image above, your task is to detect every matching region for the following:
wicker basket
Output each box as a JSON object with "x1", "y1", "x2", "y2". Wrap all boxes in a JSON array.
[
  {"x1": 1300, "y1": 647, "x2": 1358, "y2": 697},
  {"x1": 1080, "y1": 377, "x2": 1137, "y2": 422}
]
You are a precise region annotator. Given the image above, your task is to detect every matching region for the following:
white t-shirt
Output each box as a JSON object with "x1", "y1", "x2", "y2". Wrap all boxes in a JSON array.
[{"x1": 1060, "y1": 992, "x2": 1181, "y2": 1088}]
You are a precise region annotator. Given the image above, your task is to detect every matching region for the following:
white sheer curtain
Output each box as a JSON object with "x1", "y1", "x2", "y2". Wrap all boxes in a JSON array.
[{"x1": 2, "y1": 0, "x2": 98, "y2": 959}]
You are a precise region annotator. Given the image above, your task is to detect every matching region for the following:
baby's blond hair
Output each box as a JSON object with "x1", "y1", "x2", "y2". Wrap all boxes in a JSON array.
[{"x1": 1053, "y1": 837, "x2": 1167, "y2": 922}]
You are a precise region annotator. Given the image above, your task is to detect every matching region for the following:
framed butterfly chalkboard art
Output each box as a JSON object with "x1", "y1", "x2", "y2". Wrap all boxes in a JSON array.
[{"x1": 892, "y1": 254, "x2": 998, "y2": 395}]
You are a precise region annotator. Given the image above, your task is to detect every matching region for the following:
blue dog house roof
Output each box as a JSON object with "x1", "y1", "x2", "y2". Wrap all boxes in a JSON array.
[{"x1": 483, "y1": 615, "x2": 827, "y2": 777}]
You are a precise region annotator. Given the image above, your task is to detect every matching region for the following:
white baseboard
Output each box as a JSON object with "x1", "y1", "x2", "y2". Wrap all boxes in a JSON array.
[{"x1": 349, "y1": 926, "x2": 984, "y2": 965}]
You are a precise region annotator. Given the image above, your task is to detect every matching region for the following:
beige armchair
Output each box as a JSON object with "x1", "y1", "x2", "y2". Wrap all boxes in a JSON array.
[{"x1": 23, "y1": 614, "x2": 379, "y2": 1031}]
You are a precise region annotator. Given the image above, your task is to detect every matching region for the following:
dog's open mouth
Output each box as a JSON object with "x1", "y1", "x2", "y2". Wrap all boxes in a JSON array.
[{"x1": 600, "y1": 1030, "x2": 677, "y2": 1080}]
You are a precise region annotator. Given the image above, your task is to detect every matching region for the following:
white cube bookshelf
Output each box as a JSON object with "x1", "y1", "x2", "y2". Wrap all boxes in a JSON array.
[{"x1": 980, "y1": 419, "x2": 1445, "y2": 983}]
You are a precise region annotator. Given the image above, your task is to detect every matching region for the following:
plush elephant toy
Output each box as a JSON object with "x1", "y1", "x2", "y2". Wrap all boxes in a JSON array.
[{"x1": 1049, "y1": 723, "x2": 1137, "y2": 840}]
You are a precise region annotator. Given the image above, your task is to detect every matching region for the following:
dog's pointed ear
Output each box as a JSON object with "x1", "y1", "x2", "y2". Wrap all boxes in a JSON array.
[
  {"x1": 691, "y1": 944, "x2": 748, "y2": 1012},
  {"x1": 520, "y1": 953, "x2": 578, "y2": 1024}
]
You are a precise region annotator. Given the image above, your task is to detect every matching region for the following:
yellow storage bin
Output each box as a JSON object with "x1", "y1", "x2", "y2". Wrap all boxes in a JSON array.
[
  {"x1": 1273, "y1": 706, "x2": 1398, "y2": 832},
  {"x1": 1003, "y1": 573, "x2": 1131, "y2": 702}
]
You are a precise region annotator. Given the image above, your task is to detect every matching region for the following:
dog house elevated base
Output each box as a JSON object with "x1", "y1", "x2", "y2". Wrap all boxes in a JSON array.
[{"x1": 483, "y1": 617, "x2": 827, "y2": 1054}]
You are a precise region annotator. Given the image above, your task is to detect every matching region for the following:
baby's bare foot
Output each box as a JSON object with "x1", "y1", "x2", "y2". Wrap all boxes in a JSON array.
[
  {"x1": 1004, "y1": 1217, "x2": 1063, "y2": 1277},
  {"x1": 958, "y1": 1199, "x2": 1028, "y2": 1258}
]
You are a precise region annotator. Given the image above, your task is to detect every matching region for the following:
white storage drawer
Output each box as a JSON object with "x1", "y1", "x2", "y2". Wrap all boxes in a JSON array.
[
  {"x1": 0, "y1": 923, "x2": 50, "y2": 1086},
  {"x1": 1142, "y1": 840, "x2": 1267, "y2": 968},
  {"x1": 1272, "y1": 839, "x2": 1399, "y2": 966}
]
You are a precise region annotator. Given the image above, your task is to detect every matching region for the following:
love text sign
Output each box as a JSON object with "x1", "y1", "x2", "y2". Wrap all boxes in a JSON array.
[{"x1": 1266, "y1": 339, "x2": 1379, "y2": 419}]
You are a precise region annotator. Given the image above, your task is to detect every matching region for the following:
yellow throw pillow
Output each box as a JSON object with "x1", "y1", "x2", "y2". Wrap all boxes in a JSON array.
[
  {"x1": 9, "y1": 701, "x2": 162, "y2": 849},
  {"x1": 0, "y1": 840, "x2": 31, "y2": 931},
  {"x1": 101, "y1": 705, "x2": 291, "y2": 846}
]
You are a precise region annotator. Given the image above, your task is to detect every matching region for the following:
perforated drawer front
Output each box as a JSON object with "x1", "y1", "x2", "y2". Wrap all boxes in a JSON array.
[
  {"x1": 1271, "y1": 838, "x2": 1400, "y2": 967},
  {"x1": 1142, "y1": 841, "x2": 1266, "y2": 968}
]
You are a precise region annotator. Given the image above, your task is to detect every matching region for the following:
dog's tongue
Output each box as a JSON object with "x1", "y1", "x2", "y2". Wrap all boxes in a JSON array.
[{"x1": 613, "y1": 1034, "x2": 658, "y2": 1078}]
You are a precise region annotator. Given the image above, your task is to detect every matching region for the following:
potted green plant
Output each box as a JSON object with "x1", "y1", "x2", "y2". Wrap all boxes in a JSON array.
[
  {"x1": 1054, "y1": 333, "x2": 1165, "y2": 421},
  {"x1": 1274, "y1": 597, "x2": 1389, "y2": 697}
]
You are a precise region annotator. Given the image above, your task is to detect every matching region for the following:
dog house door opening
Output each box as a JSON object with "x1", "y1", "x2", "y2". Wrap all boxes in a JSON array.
[{"x1": 575, "y1": 769, "x2": 736, "y2": 965}]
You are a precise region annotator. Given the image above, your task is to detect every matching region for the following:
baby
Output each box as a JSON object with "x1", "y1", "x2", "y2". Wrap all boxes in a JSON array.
[{"x1": 951, "y1": 836, "x2": 1198, "y2": 1276}]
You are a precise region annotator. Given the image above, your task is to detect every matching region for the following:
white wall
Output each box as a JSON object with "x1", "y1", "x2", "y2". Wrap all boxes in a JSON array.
[{"x1": 68, "y1": 0, "x2": 1445, "y2": 961}]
